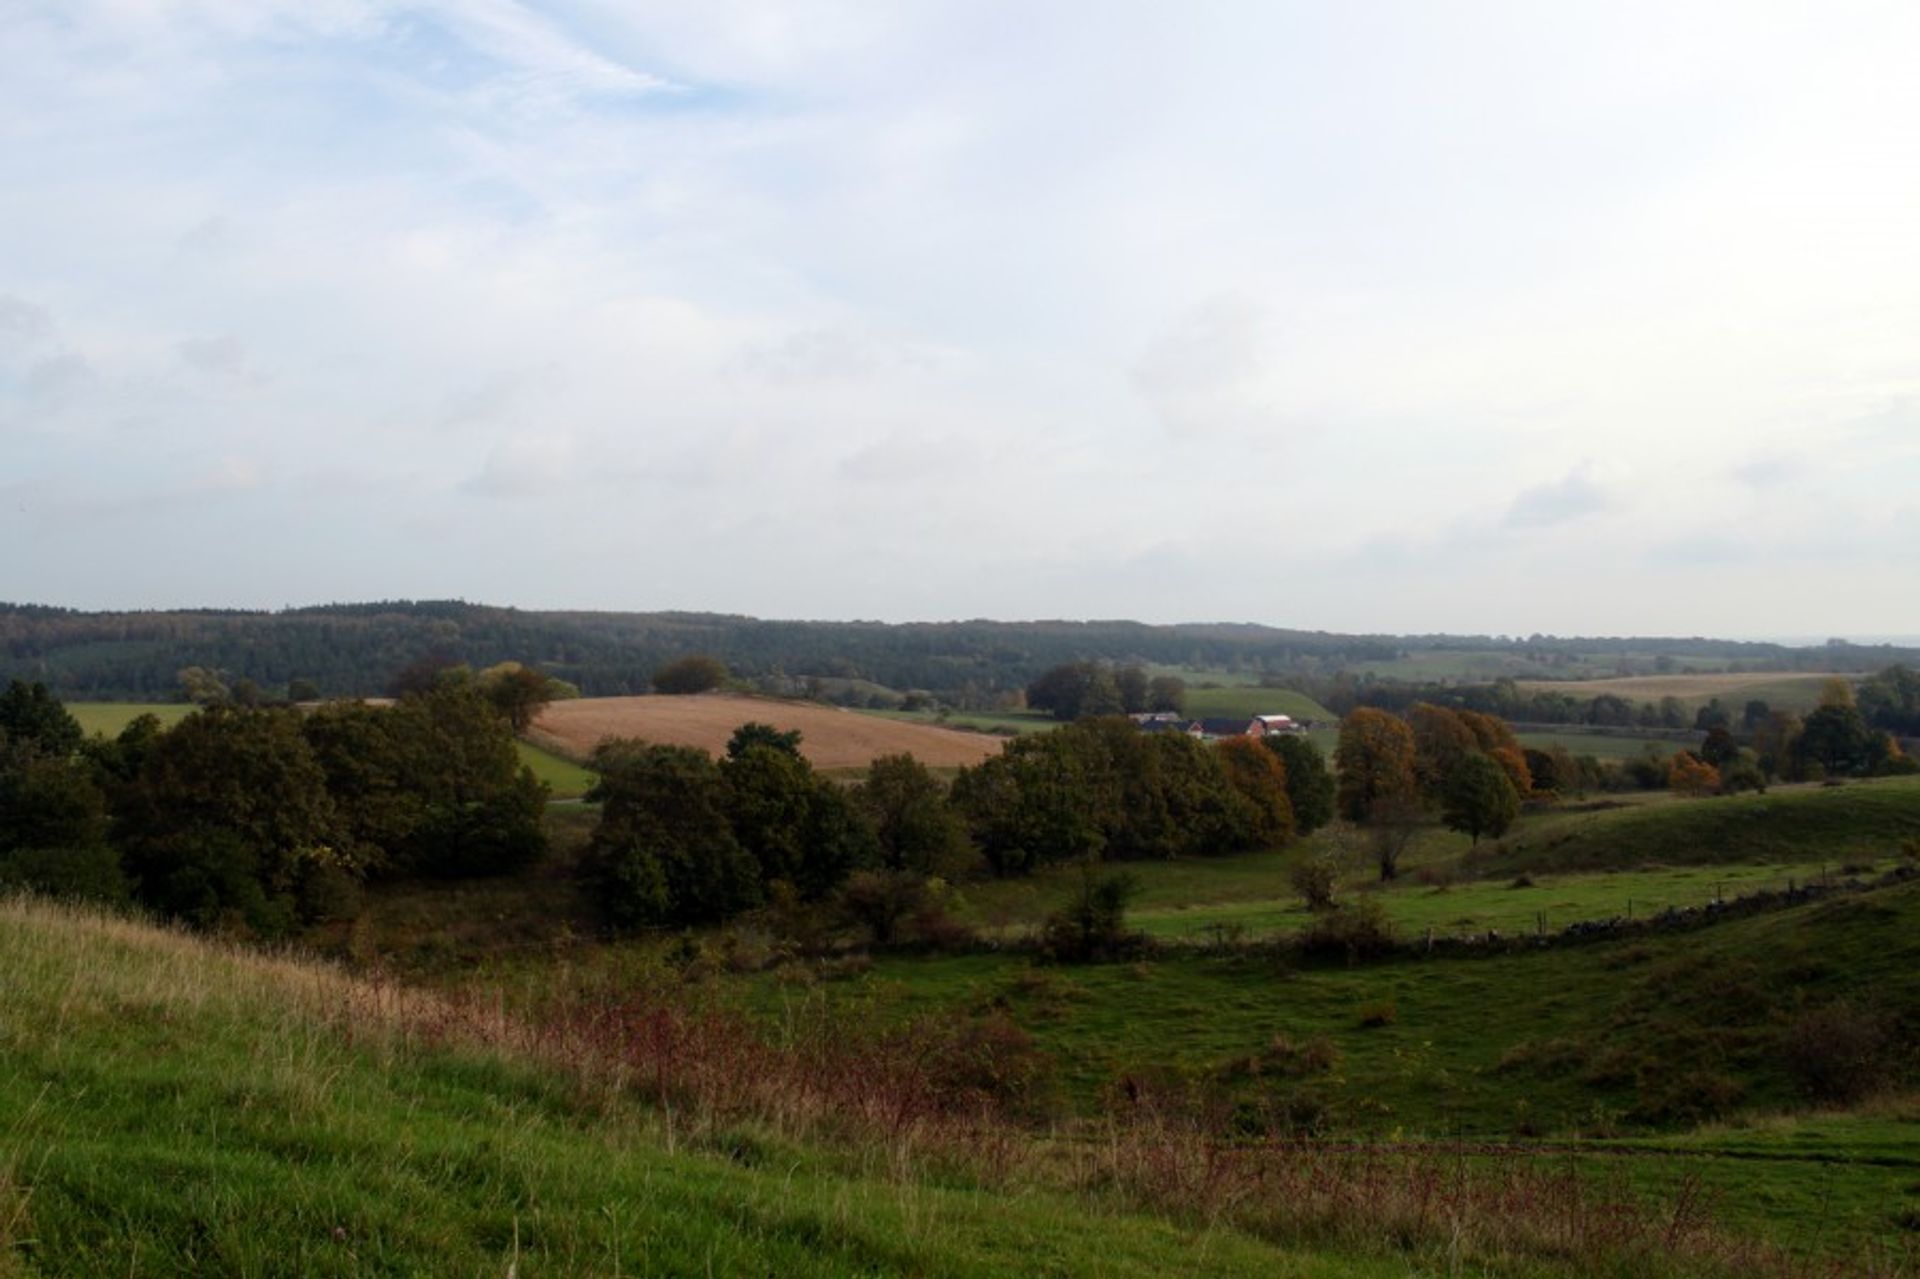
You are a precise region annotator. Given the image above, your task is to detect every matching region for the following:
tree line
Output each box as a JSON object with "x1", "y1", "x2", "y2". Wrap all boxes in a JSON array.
[
  {"x1": 581, "y1": 718, "x2": 1338, "y2": 930},
  {"x1": 20, "y1": 600, "x2": 1914, "y2": 712},
  {"x1": 0, "y1": 676, "x2": 548, "y2": 936}
]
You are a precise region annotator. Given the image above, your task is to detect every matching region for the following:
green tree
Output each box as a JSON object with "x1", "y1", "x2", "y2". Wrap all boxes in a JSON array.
[
  {"x1": 1439, "y1": 751, "x2": 1519, "y2": 846},
  {"x1": 177, "y1": 665, "x2": 231, "y2": 707},
  {"x1": 652, "y1": 654, "x2": 728, "y2": 694},
  {"x1": 951, "y1": 731, "x2": 1111, "y2": 875},
  {"x1": 0, "y1": 680, "x2": 83, "y2": 756},
  {"x1": 853, "y1": 753, "x2": 976, "y2": 877},
  {"x1": 1334, "y1": 708, "x2": 1417, "y2": 824},
  {"x1": 726, "y1": 721, "x2": 803, "y2": 758},
  {"x1": 478, "y1": 661, "x2": 568, "y2": 733},
  {"x1": 115, "y1": 708, "x2": 344, "y2": 934},
  {"x1": 1797, "y1": 704, "x2": 1874, "y2": 777},
  {"x1": 1146, "y1": 674, "x2": 1187, "y2": 714},
  {"x1": 1408, "y1": 702, "x2": 1478, "y2": 798},
  {"x1": 0, "y1": 729, "x2": 123, "y2": 905},
  {"x1": 723, "y1": 736, "x2": 878, "y2": 899},
  {"x1": 1264, "y1": 733, "x2": 1335, "y2": 834},
  {"x1": 587, "y1": 740, "x2": 762, "y2": 926}
]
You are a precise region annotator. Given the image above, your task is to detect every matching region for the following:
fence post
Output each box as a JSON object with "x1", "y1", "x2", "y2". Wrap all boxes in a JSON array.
[{"x1": 1626, "y1": 898, "x2": 1633, "y2": 920}]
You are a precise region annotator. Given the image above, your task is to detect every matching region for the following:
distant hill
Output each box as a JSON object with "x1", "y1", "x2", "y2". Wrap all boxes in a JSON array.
[{"x1": 4, "y1": 599, "x2": 1916, "y2": 705}]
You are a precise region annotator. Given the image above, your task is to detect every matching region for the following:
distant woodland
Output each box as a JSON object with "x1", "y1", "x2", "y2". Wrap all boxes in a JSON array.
[{"x1": 4, "y1": 599, "x2": 1917, "y2": 710}]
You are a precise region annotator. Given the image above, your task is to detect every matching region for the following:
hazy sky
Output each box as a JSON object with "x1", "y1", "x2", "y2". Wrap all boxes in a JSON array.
[{"x1": 4, "y1": 2, "x2": 1918, "y2": 637}]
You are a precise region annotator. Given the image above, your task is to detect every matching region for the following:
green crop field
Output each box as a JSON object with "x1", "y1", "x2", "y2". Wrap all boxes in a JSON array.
[
  {"x1": 1515, "y1": 673, "x2": 1854, "y2": 714},
  {"x1": 63, "y1": 701, "x2": 195, "y2": 736},
  {"x1": 1180, "y1": 684, "x2": 1334, "y2": 721}
]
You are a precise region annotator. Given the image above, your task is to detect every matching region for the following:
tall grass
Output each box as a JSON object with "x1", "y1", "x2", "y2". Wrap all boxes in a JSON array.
[{"x1": 2, "y1": 896, "x2": 1905, "y2": 1278}]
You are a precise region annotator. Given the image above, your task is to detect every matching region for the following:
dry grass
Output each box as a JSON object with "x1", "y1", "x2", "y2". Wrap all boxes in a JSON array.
[{"x1": 529, "y1": 693, "x2": 1006, "y2": 771}]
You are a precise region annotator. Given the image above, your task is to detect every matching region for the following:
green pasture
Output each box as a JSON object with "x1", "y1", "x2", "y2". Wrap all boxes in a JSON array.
[
  {"x1": 1123, "y1": 858, "x2": 1868, "y2": 944},
  {"x1": 1180, "y1": 684, "x2": 1334, "y2": 722},
  {"x1": 63, "y1": 701, "x2": 194, "y2": 736},
  {"x1": 513, "y1": 740, "x2": 597, "y2": 799},
  {"x1": 1480, "y1": 775, "x2": 1920, "y2": 876}
]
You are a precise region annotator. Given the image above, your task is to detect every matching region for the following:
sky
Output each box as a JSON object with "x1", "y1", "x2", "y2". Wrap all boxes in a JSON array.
[{"x1": 3, "y1": 1, "x2": 1918, "y2": 638}]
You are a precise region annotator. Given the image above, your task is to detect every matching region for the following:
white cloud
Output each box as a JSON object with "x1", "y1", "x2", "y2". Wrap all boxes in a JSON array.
[
  {"x1": 1504, "y1": 464, "x2": 1615, "y2": 529},
  {"x1": 3, "y1": 2, "x2": 1918, "y2": 633}
]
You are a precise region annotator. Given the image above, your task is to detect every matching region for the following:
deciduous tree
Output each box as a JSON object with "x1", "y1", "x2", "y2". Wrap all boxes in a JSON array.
[
  {"x1": 1440, "y1": 752, "x2": 1519, "y2": 845},
  {"x1": 1335, "y1": 708, "x2": 1417, "y2": 824}
]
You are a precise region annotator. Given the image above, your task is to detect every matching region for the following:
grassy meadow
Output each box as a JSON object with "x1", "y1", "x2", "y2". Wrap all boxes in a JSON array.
[
  {"x1": 1514, "y1": 673, "x2": 1854, "y2": 714},
  {"x1": 62, "y1": 700, "x2": 194, "y2": 735}
]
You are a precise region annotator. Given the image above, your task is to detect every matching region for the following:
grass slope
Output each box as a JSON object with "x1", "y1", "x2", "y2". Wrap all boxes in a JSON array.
[
  {"x1": 514, "y1": 740, "x2": 597, "y2": 800},
  {"x1": 0, "y1": 898, "x2": 1396, "y2": 1278},
  {"x1": 1479, "y1": 777, "x2": 1920, "y2": 876},
  {"x1": 723, "y1": 881, "x2": 1920, "y2": 1257},
  {"x1": 1514, "y1": 674, "x2": 1851, "y2": 714}
]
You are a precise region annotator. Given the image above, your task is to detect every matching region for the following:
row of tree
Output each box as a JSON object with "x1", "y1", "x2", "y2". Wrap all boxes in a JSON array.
[
  {"x1": 0, "y1": 678, "x2": 548, "y2": 936},
  {"x1": 583, "y1": 718, "x2": 1341, "y2": 928},
  {"x1": 1334, "y1": 704, "x2": 1532, "y2": 872},
  {"x1": 1023, "y1": 663, "x2": 1187, "y2": 721},
  {"x1": 1318, "y1": 665, "x2": 1920, "y2": 738}
]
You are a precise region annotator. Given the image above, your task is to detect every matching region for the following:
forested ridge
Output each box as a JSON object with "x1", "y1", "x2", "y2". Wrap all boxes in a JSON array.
[{"x1": 4, "y1": 599, "x2": 1917, "y2": 704}]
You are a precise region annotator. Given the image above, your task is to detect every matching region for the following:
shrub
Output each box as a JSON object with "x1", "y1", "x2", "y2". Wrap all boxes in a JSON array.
[
  {"x1": 1356, "y1": 997, "x2": 1397, "y2": 1028},
  {"x1": 1296, "y1": 897, "x2": 1396, "y2": 963},
  {"x1": 1289, "y1": 855, "x2": 1339, "y2": 911},
  {"x1": 1037, "y1": 867, "x2": 1144, "y2": 962},
  {"x1": 836, "y1": 869, "x2": 930, "y2": 944},
  {"x1": 1781, "y1": 1000, "x2": 1896, "y2": 1103}
]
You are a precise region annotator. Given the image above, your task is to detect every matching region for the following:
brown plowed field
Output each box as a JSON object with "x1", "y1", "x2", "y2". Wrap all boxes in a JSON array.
[{"x1": 529, "y1": 694, "x2": 1007, "y2": 771}]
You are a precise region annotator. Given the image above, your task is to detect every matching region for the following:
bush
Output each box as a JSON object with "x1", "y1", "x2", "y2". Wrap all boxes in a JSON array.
[
  {"x1": 1296, "y1": 897, "x2": 1396, "y2": 963},
  {"x1": 836, "y1": 869, "x2": 929, "y2": 944},
  {"x1": 1037, "y1": 868, "x2": 1145, "y2": 962},
  {"x1": 1781, "y1": 1000, "x2": 1896, "y2": 1103},
  {"x1": 1289, "y1": 856, "x2": 1339, "y2": 911},
  {"x1": 1356, "y1": 997, "x2": 1397, "y2": 1028}
]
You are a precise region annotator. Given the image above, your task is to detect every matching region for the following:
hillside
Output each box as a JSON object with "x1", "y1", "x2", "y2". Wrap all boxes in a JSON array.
[
  {"x1": 14, "y1": 897, "x2": 1850, "y2": 1278},
  {"x1": 528, "y1": 693, "x2": 1007, "y2": 771},
  {"x1": 0, "y1": 897, "x2": 1408, "y2": 1278},
  {"x1": 1477, "y1": 777, "x2": 1920, "y2": 876},
  {"x1": 8, "y1": 600, "x2": 1915, "y2": 705}
]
